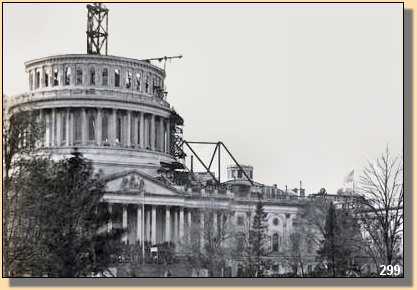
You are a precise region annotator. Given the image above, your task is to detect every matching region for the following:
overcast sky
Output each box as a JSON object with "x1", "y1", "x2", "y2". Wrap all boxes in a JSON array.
[{"x1": 3, "y1": 3, "x2": 403, "y2": 194}]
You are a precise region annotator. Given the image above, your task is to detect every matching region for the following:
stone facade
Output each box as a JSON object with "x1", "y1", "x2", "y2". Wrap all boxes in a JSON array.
[{"x1": 9, "y1": 53, "x2": 307, "y2": 275}]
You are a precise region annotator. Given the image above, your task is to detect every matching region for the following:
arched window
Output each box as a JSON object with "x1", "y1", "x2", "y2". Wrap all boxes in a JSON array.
[
  {"x1": 114, "y1": 69, "x2": 120, "y2": 87},
  {"x1": 65, "y1": 67, "x2": 71, "y2": 86},
  {"x1": 272, "y1": 233, "x2": 279, "y2": 252},
  {"x1": 102, "y1": 68, "x2": 108, "y2": 86},
  {"x1": 90, "y1": 67, "x2": 95, "y2": 85},
  {"x1": 126, "y1": 71, "x2": 132, "y2": 89},
  {"x1": 76, "y1": 67, "x2": 83, "y2": 85},
  {"x1": 135, "y1": 73, "x2": 141, "y2": 91},
  {"x1": 102, "y1": 114, "x2": 109, "y2": 143},
  {"x1": 88, "y1": 115, "x2": 95, "y2": 141}
]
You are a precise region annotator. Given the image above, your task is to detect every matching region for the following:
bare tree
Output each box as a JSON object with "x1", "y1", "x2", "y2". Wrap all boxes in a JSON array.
[
  {"x1": 357, "y1": 147, "x2": 403, "y2": 270},
  {"x1": 179, "y1": 205, "x2": 236, "y2": 277}
]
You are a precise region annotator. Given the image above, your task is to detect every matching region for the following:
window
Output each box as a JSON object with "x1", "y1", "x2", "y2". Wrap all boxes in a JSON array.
[
  {"x1": 237, "y1": 216, "x2": 244, "y2": 226},
  {"x1": 114, "y1": 69, "x2": 120, "y2": 87},
  {"x1": 116, "y1": 116, "x2": 122, "y2": 143},
  {"x1": 76, "y1": 67, "x2": 83, "y2": 85},
  {"x1": 44, "y1": 71, "x2": 49, "y2": 87},
  {"x1": 130, "y1": 116, "x2": 135, "y2": 145},
  {"x1": 102, "y1": 68, "x2": 108, "y2": 86},
  {"x1": 135, "y1": 73, "x2": 141, "y2": 91},
  {"x1": 250, "y1": 171, "x2": 253, "y2": 179},
  {"x1": 73, "y1": 111, "x2": 82, "y2": 144},
  {"x1": 88, "y1": 115, "x2": 95, "y2": 141},
  {"x1": 273, "y1": 218, "x2": 279, "y2": 226},
  {"x1": 145, "y1": 76, "x2": 149, "y2": 93},
  {"x1": 102, "y1": 114, "x2": 109, "y2": 142},
  {"x1": 29, "y1": 72, "x2": 33, "y2": 90},
  {"x1": 238, "y1": 170, "x2": 242, "y2": 178},
  {"x1": 61, "y1": 114, "x2": 66, "y2": 144},
  {"x1": 126, "y1": 71, "x2": 132, "y2": 89},
  {"x1": 65, "y1": 67, "x2": 71, "y2": 86},
  {"x1": 53, "y1": 68, "x2": 59, "y2": 86},
  {"x1": 272, "y1": 233, "x2": 279, "y2": 252},
  {"x1": 137, "y1": 119, "x2": 141, "y2": 145},
  {"x1": 35, "y1": 71, "x2": 40, "y2": 89},
  {"x1": 90, "y1": 68, "x2": 95, "y2": 85}
]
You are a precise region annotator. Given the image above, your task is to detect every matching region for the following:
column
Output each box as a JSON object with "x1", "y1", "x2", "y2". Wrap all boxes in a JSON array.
[
  {"x1": 139, "y1": 112, "x2": 145, "y2": 149},
  {"x1": 111, "y1": 109, "x2": 117, "y2": 146},
  {"x1": 151, "y1": 205, "x2": 157, "y2": 244},
  {"x1": 159, "y1": 117, "x2": 164, "y2": 152},
  {"x1": 133, "y1": 113, "x2": 138, "y2": 147},
  {"x1": 70, "y1": 110, "x2": 74, "y2": 146},
  {"x1": 146, "y1": 207, "x2": 151, "y2": 241},
  {"x1": 65, "y1": 109, "x2": 70, "y2": 146},
  {"x1": 166, "y1": 120, "x2": 171, "y2": 154},
  {"x1": 200, "y1": 211, "x2": 204, "y2": 250},
  {"x1": 173, "y1": 208, "x2": 178, "y2": 241},
  {"x1": 81, "y1": 108, "x2": 87, "y2": 145},
  {"x1": 165, "y1": 206, "x2": 171, "y2": 242},
  {"x1": 137, "y1": 205, "x2": 142, "y2": 242},
  {"x1": 56, "y1": 111, "x2": 61, "y2": 146},
  {"x1": 51, "y1": 109, "x2": 56, "y2": 146},
  {"x1": 213, "y1": 211, "x2": 218, "y2": 236},
  {"x1": 187, "y1": 210, "x2": 192, "y2": 232},
  {"x1": 127, "y1": 110, "x2": 131, "y2": 147},
  {"x1": 39, "y1": 110, "x2": 44, "y2": 147},
  {"x1": 107, "y1": 203, "x2": 113, "y2": 232},
  {"x1": 96, "y1": 108, "x2": 102, "y2": 146},
  {"x1": 122, "y1": 204, "x2": 128, "y2": 243},
  {"x1": 179, "y1": 207, "x2": 184, "y2": 240},
  {"x1": 150, "y1": 114, "x2": 155, "y2": 150}
]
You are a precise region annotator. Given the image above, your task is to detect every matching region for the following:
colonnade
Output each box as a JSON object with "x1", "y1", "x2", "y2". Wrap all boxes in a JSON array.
[
  {"x1": 107, "y1": 203, "x2": 231, "y2": 248},
  {"x1": 37, "y1": 107, "x2": 171, "y2": 153}
]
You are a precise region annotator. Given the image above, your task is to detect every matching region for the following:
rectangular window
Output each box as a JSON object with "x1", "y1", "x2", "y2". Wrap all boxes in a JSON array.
[
  {"x1": 126, "y1": 71, "x2": 132, "y2": 89},
  {"x1": 114, "y1": 69, "x2": 120, "y2": 87},
  {"x1": 90, "y1": 68, "x2": 95, "y2": 85},
  {"x1": 137, "y1": 119, "x2": 141, "y2": 145},
  {"x1": 130, "y1": 116, "x2": 135, "y2": 145},
  {"x1": 53, "y1": 68, "x2": 59, "y2": 86},
  {"x1": 35, "y1": 71, "x2": 40, "y2": 89},
  {"x1": 102, "y1": 69, "x2": 108, "y2": 86},
  {"x1": 116, "y1": 117, "x2": 122, "y2": 143},
  {"x1": 102, "y1": 115, "x2": 109, "y2": 142},
  {"x1": 135, "y1": 73, "x2": 141, "y2": 91},
  {"x1": 65, "y1": 67, "x2": 71, "y2": 86},
  {"x1": 29, "y1": 73, "x2": 33, "y2": 90},
  {"x1": 88, "y1": 115, "x2": 96, "y2": 141},
  {"x1": 76, "y1": 67, "x2": 83, "y2": 85},
  {"x1": 44, "y1": 71, "x2": 49, "y2": 87},
  {"x1": 61, "y1": 114, "x2": 66, "y2": 144},
  {"x1": 73, "y1": 111, "x2": 82, "y2": 144}
]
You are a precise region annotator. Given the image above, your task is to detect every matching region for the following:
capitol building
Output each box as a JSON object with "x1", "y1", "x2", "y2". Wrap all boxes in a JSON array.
[{"x1": 6, "y1": 4, "x2": 312, "y2": 277}]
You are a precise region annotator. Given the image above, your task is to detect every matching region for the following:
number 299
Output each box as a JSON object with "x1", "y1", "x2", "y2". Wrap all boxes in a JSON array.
[{"x1": 380, "y1": 265, "x2": 401, "y2": 276}]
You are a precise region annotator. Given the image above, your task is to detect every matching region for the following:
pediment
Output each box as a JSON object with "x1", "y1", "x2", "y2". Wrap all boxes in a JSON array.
[{"x1": 104, "y1": 169, "x2": 181, "y2": 196}]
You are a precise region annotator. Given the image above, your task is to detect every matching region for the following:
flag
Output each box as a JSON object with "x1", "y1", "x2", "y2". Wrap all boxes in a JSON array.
[{"x1": 343, "y1": 169, "x2": 354, "y2": 184}]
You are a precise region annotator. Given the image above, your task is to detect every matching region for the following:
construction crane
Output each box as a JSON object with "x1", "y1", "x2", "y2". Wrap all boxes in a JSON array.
[
  {"x1": 141, "y1": 55, "x2": 183, "y2": 71},
  {"x1": 86, "y1": 3, "x2": 109, "y2": 55}
]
